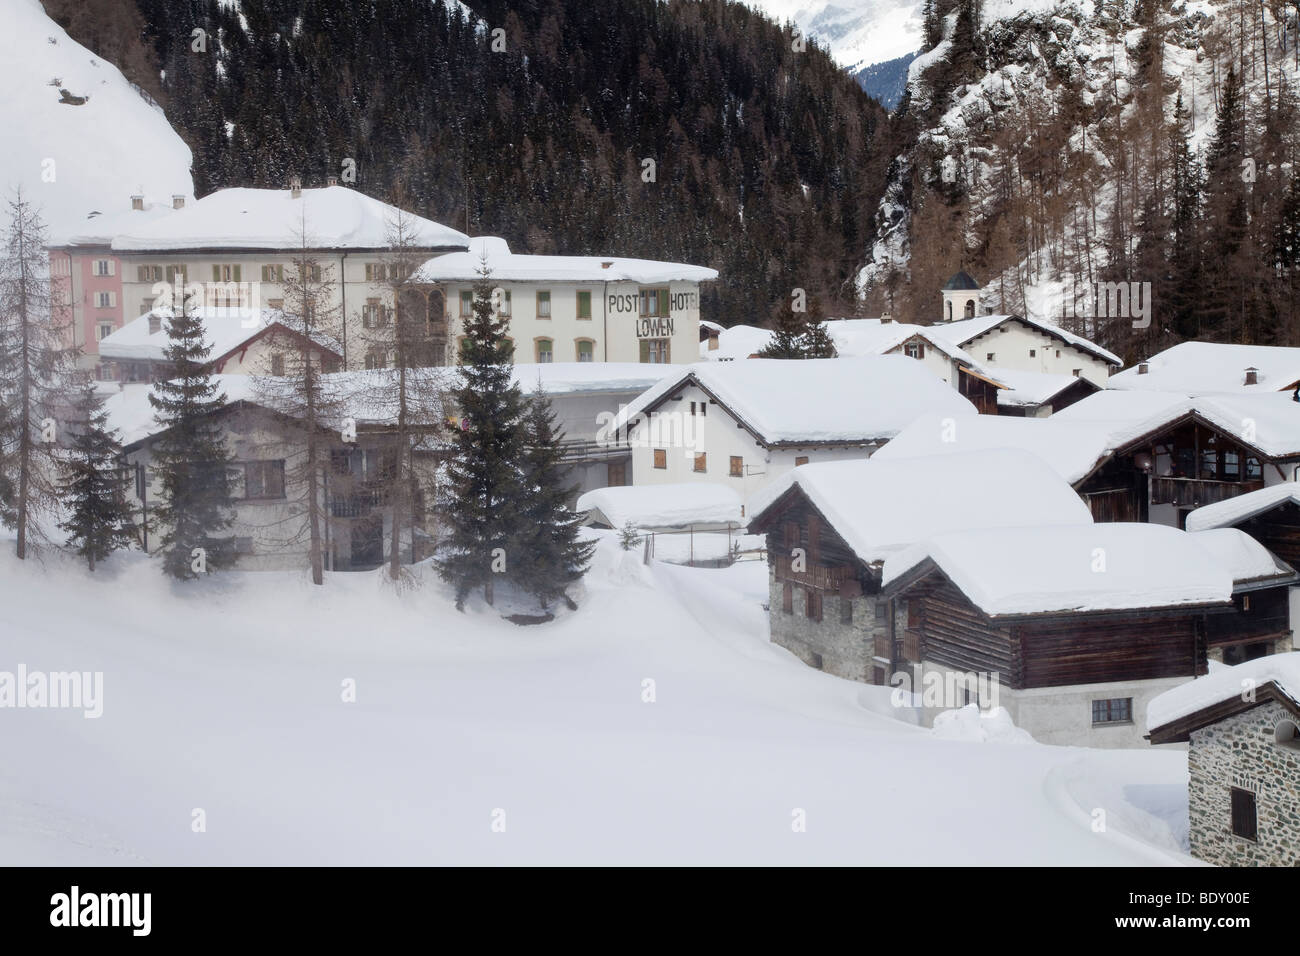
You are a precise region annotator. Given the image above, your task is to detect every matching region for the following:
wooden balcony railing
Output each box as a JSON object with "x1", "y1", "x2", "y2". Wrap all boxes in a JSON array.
[
  {"x1": 1150, "y1": 477, "x2": 1263, "y2": 508},
  {"x1": 773, "y1": 553, "x2": 851, "y2": 591}
]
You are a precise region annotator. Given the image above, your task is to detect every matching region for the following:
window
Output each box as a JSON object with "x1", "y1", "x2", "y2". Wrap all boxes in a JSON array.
[
  {"x1": 1246, "y1": 457, "x2": 1262, "y2": 480},
  {"x1": 460, "y1": 291, "x2": 474, "y2": 316},
  {"x1": 874, "y1": 603, "x2": 888, "y2": 622},
  {"x1": 640, "y1": 339, "x2": 670, "y2": 363},
  {"x1": 94, "y1": 291, "x2": 116, "y2": 309},
  {"x1": 364, "y1": 263, "x2": 386, "y2": 282},
  {"x1": 1028, "y1": 349, "x2": 1036, "y2": 357},
  {"x1": 1055, "y1": 350, "x2": 1061, "y2": 358},
  {"x1": 211, "y1": 264, "x2": 242, "y2": 283},
  {"x1": 689, "y1": 401, "x2": 697, "y2": 416},
  {"x1": 986, "y1": 352, "x2": 995, "y2": 362},
  {"x1": 270, "y1": 354, "x2": 285, "y2": 376},
  {"x1": 1072, "y1": 368, "x2": 1082, "y2": 378},
  {"x1": 243, "y1": 460, "x2": 286, "y2": 499},
  {"x1": 1091, "y1": 697, "x2": 1133, "y2": 725},
  {"x1": 904, "y1": 340, "x2": 924, "y2": 360},
  {"x1": 261, "y1": 264, "x2": 284, "y2": 282},
  {"x1": 840, "y1": 598, "x2": 853, "y2": 625},
  {"x1": 805, "y1": 589, "x2": 822, "y2": 622},
  {"x1": 536, "y1": 290, "x2": 552, "y2": 318},
  {"x1": 267, "y1": 298, "x2": 284, "y2": 311},
  {"x1": 140, "y1": 300, "x2": 154, "y2": 315},
  {"x1": 576, "y1": 339, "x2": 594, "y2": 362},
  {"x1": 653, "y1": 449, "x2": 667, "y2": 469},
  {"x1": 364, "y1": 350, "x2": 387, "y2": 370},
  {"x1": 97, "y1": 322, "x2": 114, "y2": 341},
  {"x1": 1223, "y1": 450, "x2": 1240, "y2": 481},
  {"x1": 362, "y1": 299, "x2": 388, "y2": 329},
  {"x1": 1230, "y1": 787, "x2": 1258, "y2": 841},
  {"x1": 165, "y1": 264, "x2": 187, "y2": 284},
  {"x1": 1276, "y1": 719, "x2": 1300, "y2": 750},
  {"x1": 693, "y1": 453, "x2": 707, "y2": 473},
  {"x1": 795, "y1": 456, "x2": 809, "y2": 466},
  {"x1": 729, "y1": 456, "x2": 743, "y2": 478},
  {"x1": 782, "y1": 583, "x2": 793, "y2": 614},
  {"x1": 535, "y1": 338, "x2": 553, "y2": 363},
  {"x1": 148, "y1": 314, "x2": 162, "y2": 335},
  {"x1": 92, "y1": 259, "x2": 114, "y2": 277},
  {"x1": 639, "y1": 288, "x2": 670, "y2": 317},
  {"x1": 576, "y1": 290, "x2": 592, "y2": 319},
  {"x1": 137, "y1": 265, "x2": 163, "y2": 283}
]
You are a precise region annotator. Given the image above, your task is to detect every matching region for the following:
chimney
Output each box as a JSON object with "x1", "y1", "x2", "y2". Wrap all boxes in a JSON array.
[
  {"x1": 1245, "y1": 367, "x2": 1259, "y2": 386},
  {"x1": 290, "y1": 176, "x2": 302, "y2": 199},
  {"x1": 171, "y1": 194, "x2": 185, "y2": 209},
  {"x1": 880, "y1": 311, "x2": 892, "y2": 324},
  {"x1": 1137, "y1": 362, "x2": 1149, "y2": 375},
  {"x1": 326, "y1": 175, "x2": 338, "y2": 187},
  {"x1": 131, "y1": 195, "x2": 144, "y2": 211},
  {"x1": 601, "y1": 261, "x2": 614, "y2": 269},
  {"x1": 707, "y1": 331, "x2": 719, "y2": 351}
]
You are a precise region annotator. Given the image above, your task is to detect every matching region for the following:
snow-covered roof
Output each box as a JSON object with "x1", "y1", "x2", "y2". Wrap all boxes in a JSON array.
[
  {"x1": 882, "y1": 523, "x2": 1234, "y2": 617},
  {"x1": 929, "y1": 313, "x2": 1123, "y2": 367},
  {"x1": 1187, "y1": 528, "x2": 1296, "y2": 587},
  {"x1": 748, "y1": 448, "x2": 1093, "y2": 566},
  {"x1": 576, "y1": 483, "x2": 742, "y2": 530},
  {"x1": 701, "y1": 324, "x2": 774, "y2": 361},
  {"x1": 1186, "y1": 483, "x2": 1300, "y2": 533},
  {"x1": 824, "y1": 318, "x2": 993, "y2": 369},
  {"x1": 510, "y1": 362, "x2": 678, "y2": 396},
  {"x1": 616, "y1": 356, "x2": 978, "y2": 446},
  {"x1": 414, "y1": 236, "x2": 717, "y2": 285},
  {"x1": 1057, "y1": 390, "x2": 1300, "y2": 459},
  {"x1": 110, "y1": 186, "x2": 468, "y2": 252},
  {"x1": 58, "y1": 200, "x2": 176, "y2": 247},
  {"x1": 99, "y1": 306, "x2": 341, "y2": 365},
  {"x1": 1111, "y1": 341, "x2": 1300, "y2": 394},
  {"x1": 870, "y1": 411, "x2": 1115, "y2": 484},
  {"x1": 1146, "y1": 652, "x2": 1300, "y2": 733},
  {"x1": 989, "y1": 367, "x2": 1094, "y2": 408},
  {"x1": 106, "y1": 369, "x2": 451, "y2": 448}
]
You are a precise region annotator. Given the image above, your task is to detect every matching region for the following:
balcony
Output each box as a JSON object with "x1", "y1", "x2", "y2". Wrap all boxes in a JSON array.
[
  {"x1": 329, "y1": 486, "x2": 388, "y2": 518},
  {"x1": 1150, "y1": 476, "x2": 1263, "y2": 508},
  {"x1": 773, "y1": 553, "x2": 852, "y2": 591}
]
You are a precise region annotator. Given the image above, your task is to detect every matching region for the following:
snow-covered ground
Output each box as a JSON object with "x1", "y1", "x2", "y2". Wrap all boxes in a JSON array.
[{"x1": 0, "y1": 532, "x2": 1196, "y2": 865}]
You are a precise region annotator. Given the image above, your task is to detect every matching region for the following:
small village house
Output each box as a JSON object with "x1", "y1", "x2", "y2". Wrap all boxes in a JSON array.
[
  {"x1": 1147, "y1": 654, "x2": 1300, "y2": 866},
  {"x1": 611, "y1": 356, "x2": 978, "y2": 509}
]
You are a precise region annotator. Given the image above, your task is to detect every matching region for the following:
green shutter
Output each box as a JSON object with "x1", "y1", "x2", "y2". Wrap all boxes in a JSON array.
[
  {"x1": 639, "y1": 339, "x2": 650, "y2": 363},
  {"x1": 658, "y1": 288, "x2": 669, "y2": 316},
  {"x1": 212, "y1": 265, "x2": 220, "y2": 282},
  {"x1": 233, "y1": 265, "x2": 242, "y2": 282},
  {"x1": 577, "y1": 290, "x2": 591, "y2": 318}
]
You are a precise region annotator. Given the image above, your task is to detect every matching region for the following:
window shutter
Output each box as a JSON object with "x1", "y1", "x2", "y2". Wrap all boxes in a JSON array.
[
  {"x1": 658, "y1": 288, "x2": 669, "y2": 315},
  {"x1": 109, "y1": 291, "x2": 117, "y2": 307},
  {"x1": 639, "y1": 340, "x2": 650, "y2": 362},
  {"x1": 212, "y1": 265, "x2": 220, "y2": 282}
]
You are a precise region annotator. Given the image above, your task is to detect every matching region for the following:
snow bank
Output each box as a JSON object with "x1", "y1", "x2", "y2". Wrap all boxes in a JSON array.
[
  {"x1": 577, "y1": 483, "x2": 743, "y2": 530},
  {"x1": 1187, "y1": 528, "x2": 1295, "y2": 584},
  {"x1": 932, "y1": 705, "x2": 1034, "y2": 744},
  {"x1": 749, "y1": 447, "x2": 1093, "y2": 564},
  {"x1": 883, "y1": 523, "x2": 1233, "y2": 616},
  {"x1": 1, "y1": 0, "x2": 194, "y2": 240},
  {"x1": 1147, "y1": 653, "x2": 1300, "y2": 732}
]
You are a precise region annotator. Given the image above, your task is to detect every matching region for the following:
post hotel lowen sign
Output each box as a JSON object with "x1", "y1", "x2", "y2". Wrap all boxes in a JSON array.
[{"x1": 608, "y1": 290, "x2": 699, "y2": 337}]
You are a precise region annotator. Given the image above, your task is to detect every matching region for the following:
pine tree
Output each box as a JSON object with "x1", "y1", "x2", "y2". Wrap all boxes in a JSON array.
[
  {"x1": 617, "y1": 520, "x2": 642, "y2": 551},
  {"x1": 436, "y1": 259, "x2": 528, "y2": 609},
  {"x1": 147, "y1": 288, "x2": 238, "y2": 579},
  {"x1": 512, "y1": 383, "x2": 595, "y2": 610},
  {"x1": 799, "y1": 296, "x2": 838, "y2": 358},
  {"x1": 0, "y1": 190, "x2": 77, "y2": 558},
  {"x1": 757, "y1": 297, "x2": 806, "y2": 359},
  {"x1": 58, "y1": 381, "x2": 136, "y2": 571}
]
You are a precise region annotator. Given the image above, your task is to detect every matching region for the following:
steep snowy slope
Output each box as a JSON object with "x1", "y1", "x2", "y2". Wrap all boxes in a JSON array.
[
  {"x1": 747, "y1": 0, "x2": 925, "y2": 70},
  {"x1": 0, "y1": 0, "x2": 192, "y2": 240}
]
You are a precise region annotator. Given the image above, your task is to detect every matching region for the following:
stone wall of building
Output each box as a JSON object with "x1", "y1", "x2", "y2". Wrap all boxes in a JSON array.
[
  {"x1": 767, "y1": 569, "x2": 887, "y2": 682},
  {"x1": 1188, "y1": 699, "x2": 1300, "y2": 866}
]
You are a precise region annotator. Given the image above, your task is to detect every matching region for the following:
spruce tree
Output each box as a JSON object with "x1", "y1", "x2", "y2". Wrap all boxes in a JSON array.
[
  {"x1": 799, "y1": 296, "x2": 838, "y2": 358},
  {"x1": 436, "y1": 260, "x2": 528, "y2": 609},
  {"x1": 148, "y1": 289, "x2": 238, "y2": 579},
  {"x1": 58, "y1": 381, "x2": 137, "y2": 571},
  {"x1": 513, "y1": 383, "x2": 595, "y2": 611},
  {"x1": 757, "y1": 299, "x2": 806, "y2": 359}
]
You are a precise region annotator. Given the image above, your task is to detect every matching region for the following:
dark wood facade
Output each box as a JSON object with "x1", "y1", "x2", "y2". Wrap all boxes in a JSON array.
[
  {"x1": 1219, "y1": 499, "x2": 1300, "y2": 568},
  {"x1": 886, "y1": 564, "x2": 1215, "y2": 690},
  {"x1": 1077, "y1": 415, "x2": 1277, "y2": 524}
]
